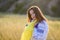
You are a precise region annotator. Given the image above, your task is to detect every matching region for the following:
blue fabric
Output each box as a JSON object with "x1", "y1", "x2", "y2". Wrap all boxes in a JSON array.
[
  {"x1": 34, "y1": 22, "x2": 39, "y2": 28},
  {"x1": 37, "y1": 28, "x2": 44, "y2": 33},
  {"x1": 31, "y1": 20, "x2": 49, "y2": 40}
]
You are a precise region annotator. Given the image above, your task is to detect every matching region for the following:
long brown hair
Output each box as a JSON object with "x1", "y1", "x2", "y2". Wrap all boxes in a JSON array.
[{"x1": 27, "y1": 6, "x2": 47, "y2": 23}]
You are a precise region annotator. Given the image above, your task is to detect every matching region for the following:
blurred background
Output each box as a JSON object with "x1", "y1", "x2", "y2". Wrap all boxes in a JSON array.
[{"x1": 0, "y1": 0, "x2": 60, "y2": 40}]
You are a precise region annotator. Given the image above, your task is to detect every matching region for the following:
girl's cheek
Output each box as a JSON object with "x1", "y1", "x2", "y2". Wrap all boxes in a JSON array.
[
  {"x1": 31, "y1": 14, "x2": 35, "y2": 19},
  {"x1": 33, "y1": 14, "x2": 35, "y2": 18}
]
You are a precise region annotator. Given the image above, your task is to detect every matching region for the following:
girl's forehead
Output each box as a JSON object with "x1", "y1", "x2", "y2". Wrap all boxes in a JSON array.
[
  {"x1": 30, "y1": 10, "x2": 34, "y2": 13},
  {"x1": 30, "y1": 9, "x2": 33, "y2": 12}
]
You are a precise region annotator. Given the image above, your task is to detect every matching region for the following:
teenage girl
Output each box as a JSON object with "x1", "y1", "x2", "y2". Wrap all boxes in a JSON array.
[{"x1": 27, "y1": 6, "x2": 49, "y2": 40}]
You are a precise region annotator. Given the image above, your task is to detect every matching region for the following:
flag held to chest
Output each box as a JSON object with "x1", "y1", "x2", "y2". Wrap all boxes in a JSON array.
[{"x1": 20, "y1": 20, "x2": 37, "y2": 40}]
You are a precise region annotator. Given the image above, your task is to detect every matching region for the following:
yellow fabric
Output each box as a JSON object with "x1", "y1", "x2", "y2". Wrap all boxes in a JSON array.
[{"x1": 20, "y1": 20, "x2": 37, "y2": 40}]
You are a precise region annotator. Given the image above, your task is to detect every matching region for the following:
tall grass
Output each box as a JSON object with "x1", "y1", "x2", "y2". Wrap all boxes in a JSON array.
[{"x1": 0, "y1": 14, "x2": 60, "y2": 40}]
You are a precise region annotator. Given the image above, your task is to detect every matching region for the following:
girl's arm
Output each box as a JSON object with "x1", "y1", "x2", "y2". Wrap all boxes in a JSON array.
[{"x1": 31, "y1": 20, "x2": 49, "y2": 40}]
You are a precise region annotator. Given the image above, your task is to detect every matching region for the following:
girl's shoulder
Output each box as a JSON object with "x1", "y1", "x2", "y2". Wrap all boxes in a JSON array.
[
  {"x1": 35, "y1": 20, "x2": 48, "y2": 29},
  {"x1": 38, "y1": 20, "x2": 48, "y2": 26},
  {"x1": 39, "y1": 20, "x2": 47, "y2": 24}
]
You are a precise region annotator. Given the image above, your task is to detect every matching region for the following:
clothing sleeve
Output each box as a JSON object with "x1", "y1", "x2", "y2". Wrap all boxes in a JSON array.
[{"x1": 32, "y1": 21, "x2": 49, "y2": 40}]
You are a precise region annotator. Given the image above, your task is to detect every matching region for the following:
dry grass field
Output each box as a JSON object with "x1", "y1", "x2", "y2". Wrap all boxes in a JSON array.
[{"x1": 0, "y1": 14, "x2": 60, "y2": 40}]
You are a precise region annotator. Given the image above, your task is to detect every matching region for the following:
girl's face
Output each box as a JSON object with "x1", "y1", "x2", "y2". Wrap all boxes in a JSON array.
[{"x1": 30, "y1": 9, "x2": 36, "y2": 20}]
